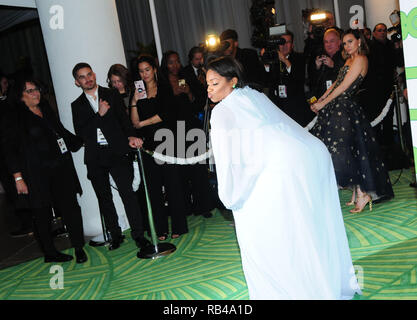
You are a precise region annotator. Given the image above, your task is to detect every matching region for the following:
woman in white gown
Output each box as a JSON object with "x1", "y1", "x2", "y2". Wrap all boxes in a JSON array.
[{"x1": 207, "y1": 57, "x2": 361, "y2": 300}]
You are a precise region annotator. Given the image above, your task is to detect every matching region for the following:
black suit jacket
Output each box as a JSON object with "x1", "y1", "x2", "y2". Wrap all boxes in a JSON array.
[
  {"x1": 71, "y1": 86, "x2": 136, "y2": 164},
  {"x1": 267, "y1": 51, "x2": 315, "y2": 126},
  {"x1": 1, "y1": 100, "x2": 82, "y2": 208},
  {"x1": 183, "y1": 64, "x2": 199, "y2": 83},
  {"x1": 235, "y1": 47, "x2": 267, "y2": 88},
  {"x1": 307, "y1": 50, "x2": 345, "y2": 99}
]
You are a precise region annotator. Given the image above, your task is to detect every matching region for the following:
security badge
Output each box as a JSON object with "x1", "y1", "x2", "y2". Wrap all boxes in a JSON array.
[
  {"x1": 57, "y1": 138, "x2": 68, "y2": 154},
  {"x1": 278, "y1": 85, "x2": 287, "y2": 98},
  {"x1": 326, "y1": 80, "x2": 333, "y2": 90},
  {"x1": 97, "y1": 128, "x2": 108, "y2": 145}
]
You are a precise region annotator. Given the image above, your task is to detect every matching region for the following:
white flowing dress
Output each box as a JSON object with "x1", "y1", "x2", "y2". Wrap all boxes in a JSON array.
[{"x1": 210, "y1": 87, "x2": 361, "y2": 300}]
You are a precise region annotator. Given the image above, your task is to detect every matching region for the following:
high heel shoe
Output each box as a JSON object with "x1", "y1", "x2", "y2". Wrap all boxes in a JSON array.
[
  {"x1": 350, "y1": 195, "x2": 372, "y2": 214},
  {"x1": 346, "y1": 200, "x2": 356, "y2": 206}
]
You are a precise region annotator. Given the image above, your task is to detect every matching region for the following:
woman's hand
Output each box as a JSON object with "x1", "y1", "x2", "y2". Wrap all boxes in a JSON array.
[
  {"x1": 178, "y1": 82, "x2": 190, "y2": 95},
  {"x1": 128, "y1": 137, "x2": 144, "y2": 149},
  {"x1": 310, "y1": 101, "x2": 325, "y2": 114},
  {"x1": 132, "y1": 90, "x2": 146, "y2": 105},
  {"x1": 16, "y1": 179, "x2": 29, "y2": 195}
]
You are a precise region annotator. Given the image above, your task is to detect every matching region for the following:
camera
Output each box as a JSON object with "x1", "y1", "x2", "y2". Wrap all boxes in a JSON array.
[
  {"x1": 388, "y1": 10, "x2": 402, "y2": 43},
  {"x1": 306, "y1": 10, "x2": 332, "y2": 42},
  {"x1": 258, "y1": 24, "x2": 287, "y2": 64}
]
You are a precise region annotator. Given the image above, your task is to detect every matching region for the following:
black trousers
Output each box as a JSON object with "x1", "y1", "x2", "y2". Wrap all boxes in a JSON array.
[
  {"x1": 86, "y1": 154, "x2": 145, "y2": 241},
  {"x1": 181, "y1": 164, "x2": 216, "y2": 215},
  {"x1": 137, "y1": 152, "x2": 167, "y2": 237},
  {"x1": 32, "y1": 165, "x2": 85, "y2": 256},
  {"x1": 139, "y1": 152, "x2": 188, "y2": 236}
]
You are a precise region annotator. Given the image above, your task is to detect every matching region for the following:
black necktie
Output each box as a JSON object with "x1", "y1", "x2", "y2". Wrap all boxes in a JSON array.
[{"x1": 197, "y1": 67, "x2": 206, "y2": 86}]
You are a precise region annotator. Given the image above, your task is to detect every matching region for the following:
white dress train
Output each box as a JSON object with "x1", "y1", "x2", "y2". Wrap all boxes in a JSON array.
[{"x1": 210, "y1": 87, "x2": 361, "y2": 300}]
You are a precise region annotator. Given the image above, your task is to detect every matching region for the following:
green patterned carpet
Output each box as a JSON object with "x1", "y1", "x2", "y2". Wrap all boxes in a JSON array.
[{"x1": 0, "y1": 169, "x2": 416, "y2": 300}]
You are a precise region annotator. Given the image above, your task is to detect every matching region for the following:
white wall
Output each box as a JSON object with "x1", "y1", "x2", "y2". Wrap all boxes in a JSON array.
[{"x1": 365, "y1": 0, "x2": 400, "y2": 31}]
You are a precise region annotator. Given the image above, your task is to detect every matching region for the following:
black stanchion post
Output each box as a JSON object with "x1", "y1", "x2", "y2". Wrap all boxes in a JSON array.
[{"x1": 394, "y1": 84, "x2": 407, "y2": 154}]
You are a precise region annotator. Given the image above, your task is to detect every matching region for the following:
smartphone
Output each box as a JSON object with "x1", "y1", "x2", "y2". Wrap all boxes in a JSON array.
[
  {"x1": 134, "y1": 80, "x2": 147, "y2": 99},
  {"x1": 178, "y1": 79, "x2": 186, "y2": 87}
]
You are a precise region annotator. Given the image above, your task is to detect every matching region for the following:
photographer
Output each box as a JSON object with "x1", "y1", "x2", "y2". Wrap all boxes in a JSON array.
[
  {"x1": 308, "y1": 28, "x2": 345, "y2": 100},
  {"x1": 362, "y1": 22, "x2": 404, "y2": 147},
  {"x1": 303, "y1": 11, "x2": 341, "y2": 68},
  {"x1": 266, "y1": 31, "x2": 315, "y2": 126}
]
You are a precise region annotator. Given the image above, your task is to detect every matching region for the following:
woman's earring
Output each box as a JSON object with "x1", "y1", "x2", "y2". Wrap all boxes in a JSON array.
[{"x1": 232, "y1": 84, "x2": 236, "y2": 89}]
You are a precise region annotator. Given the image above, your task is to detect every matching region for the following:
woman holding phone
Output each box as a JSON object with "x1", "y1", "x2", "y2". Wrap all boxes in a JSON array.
[
  {"x1": 160, "y1": 51, "x2": 218, "y2": 219},
  {"x1": 130, "y1": 55, "x2": 188, "y2": 241}
]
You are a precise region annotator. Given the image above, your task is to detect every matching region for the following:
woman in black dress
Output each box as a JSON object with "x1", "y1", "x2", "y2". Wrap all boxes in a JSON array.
[
  {"x1": 160, "y1": 51, "x2": 217, "y2": 218},
  {"x1": 107, "y1": 64, "x2": 133, "y2": 113},
  {"x1": 1, "y1": 79, "x2": 87, "y2": 263},
  {"x1": 310, "y1": 29, "x2": 394, "y2": 213},
  {"x1": 130, "y1": 55, "x2": 188, "y2": 240}
]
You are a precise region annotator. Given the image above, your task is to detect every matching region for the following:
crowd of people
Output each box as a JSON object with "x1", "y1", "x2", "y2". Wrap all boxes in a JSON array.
[{"x1": 0, "y1": 12, "x2": 409, "y2": 299}]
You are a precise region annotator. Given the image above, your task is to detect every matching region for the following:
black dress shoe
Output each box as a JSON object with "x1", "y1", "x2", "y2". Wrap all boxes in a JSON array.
[
  {"x1": 44, "y1": 252, "x2": 74, "y2": 263},
  {"x1": 135, "y1": 237, "x2": 151, "y2": 249},
  {"x1": 75, "y1": 248, "x2": 88, "y2": 263},
  {"x1": 109, "y1": 235, "x2": 124, "y2": 251},
  {"x1": 89, "y1": 240, "x2": 106, "y2": 247}
]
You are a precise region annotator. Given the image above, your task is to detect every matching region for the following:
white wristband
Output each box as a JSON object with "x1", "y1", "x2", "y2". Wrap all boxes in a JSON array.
[{"x1": 15, "y1": 177, "x2": 23, "y2": 182}]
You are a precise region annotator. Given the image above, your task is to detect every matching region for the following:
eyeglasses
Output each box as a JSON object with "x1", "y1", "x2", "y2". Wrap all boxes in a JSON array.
[{"x1": 24, "y1": 88, "x2": 41, "y2": 94}]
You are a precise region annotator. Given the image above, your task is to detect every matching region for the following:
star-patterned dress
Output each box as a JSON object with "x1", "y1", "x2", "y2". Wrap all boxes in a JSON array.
[{"x1": 310, "y1": 65, "x2": 394, "y2": 200}]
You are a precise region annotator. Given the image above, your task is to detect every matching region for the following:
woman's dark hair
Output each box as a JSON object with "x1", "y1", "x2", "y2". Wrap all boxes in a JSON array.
[
  {"x1": 206, "y1": 56, "x2": 245, "y2": 88},
  {"x1": 160, "y1": 50, "x2": 181, "y2": 78},
  {"x1": 14, "y1": 78, "x2": 43, "y2": 101},
  {"x1": 342, "y1": 28, "x2": 369, "y2": 59},
  {"x1": 136, "y1": 54, "x2": 160, "y2": 83},
  {"x1": 106, "y1": 64, "x2": 132, "y2": 91}
]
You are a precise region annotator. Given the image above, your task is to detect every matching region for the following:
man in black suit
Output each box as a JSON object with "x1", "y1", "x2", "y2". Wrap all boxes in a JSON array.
[
  {"x1": 220, "y1": 29, "x2": 266, "y2": 88},
  {"x1": 71, "y1": 63, "x2": 150, "y2": 251},
  {"x1": 267, "y1": 31, "x2": 315, "y2": 127},
  {"x1": 183, "y1": 46, "x2": 207, "y2": 87},
  {"x1": 307, "y1": 28, "x2": 345, "y2": 100}
]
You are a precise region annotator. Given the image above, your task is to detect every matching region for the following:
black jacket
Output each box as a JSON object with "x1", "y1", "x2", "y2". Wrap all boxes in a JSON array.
[
  {"x1": 71, "y1": 86, "x2": 136, "y2": 164},
  {"x1": 235, "y1": 47, "x2": 267, "y2": 88},
  {"x1": 307, "y1": 50, "x2": 345, "y2": 99},
  {"x1": 1, "y1": 100, "x2": 82, "y2": 208},
  {"x1": 267, "y1": 51, "x2": 315, "y2": 126}
]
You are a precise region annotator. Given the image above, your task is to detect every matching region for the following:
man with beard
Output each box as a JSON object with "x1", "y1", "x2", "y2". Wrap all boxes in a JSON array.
[
  {"x1": 183, "y1": 46, "x2": 207, "y2": 88},
  {"x1": 71, "y1": 63, "x2": 150, "y2": 252},
  {"x1": 219, "y1": 29, "x2": 266, "y2": 88}
]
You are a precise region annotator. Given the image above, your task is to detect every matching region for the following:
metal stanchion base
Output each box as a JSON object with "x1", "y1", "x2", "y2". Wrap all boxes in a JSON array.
[{"x1": 137, "y1": 243, "x2": 176, "y2": 260}]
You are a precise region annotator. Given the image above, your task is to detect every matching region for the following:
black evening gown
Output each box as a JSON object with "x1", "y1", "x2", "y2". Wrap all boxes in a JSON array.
[{"x1": 310, "y1": 65, "x2": 394, "y2": 200}]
